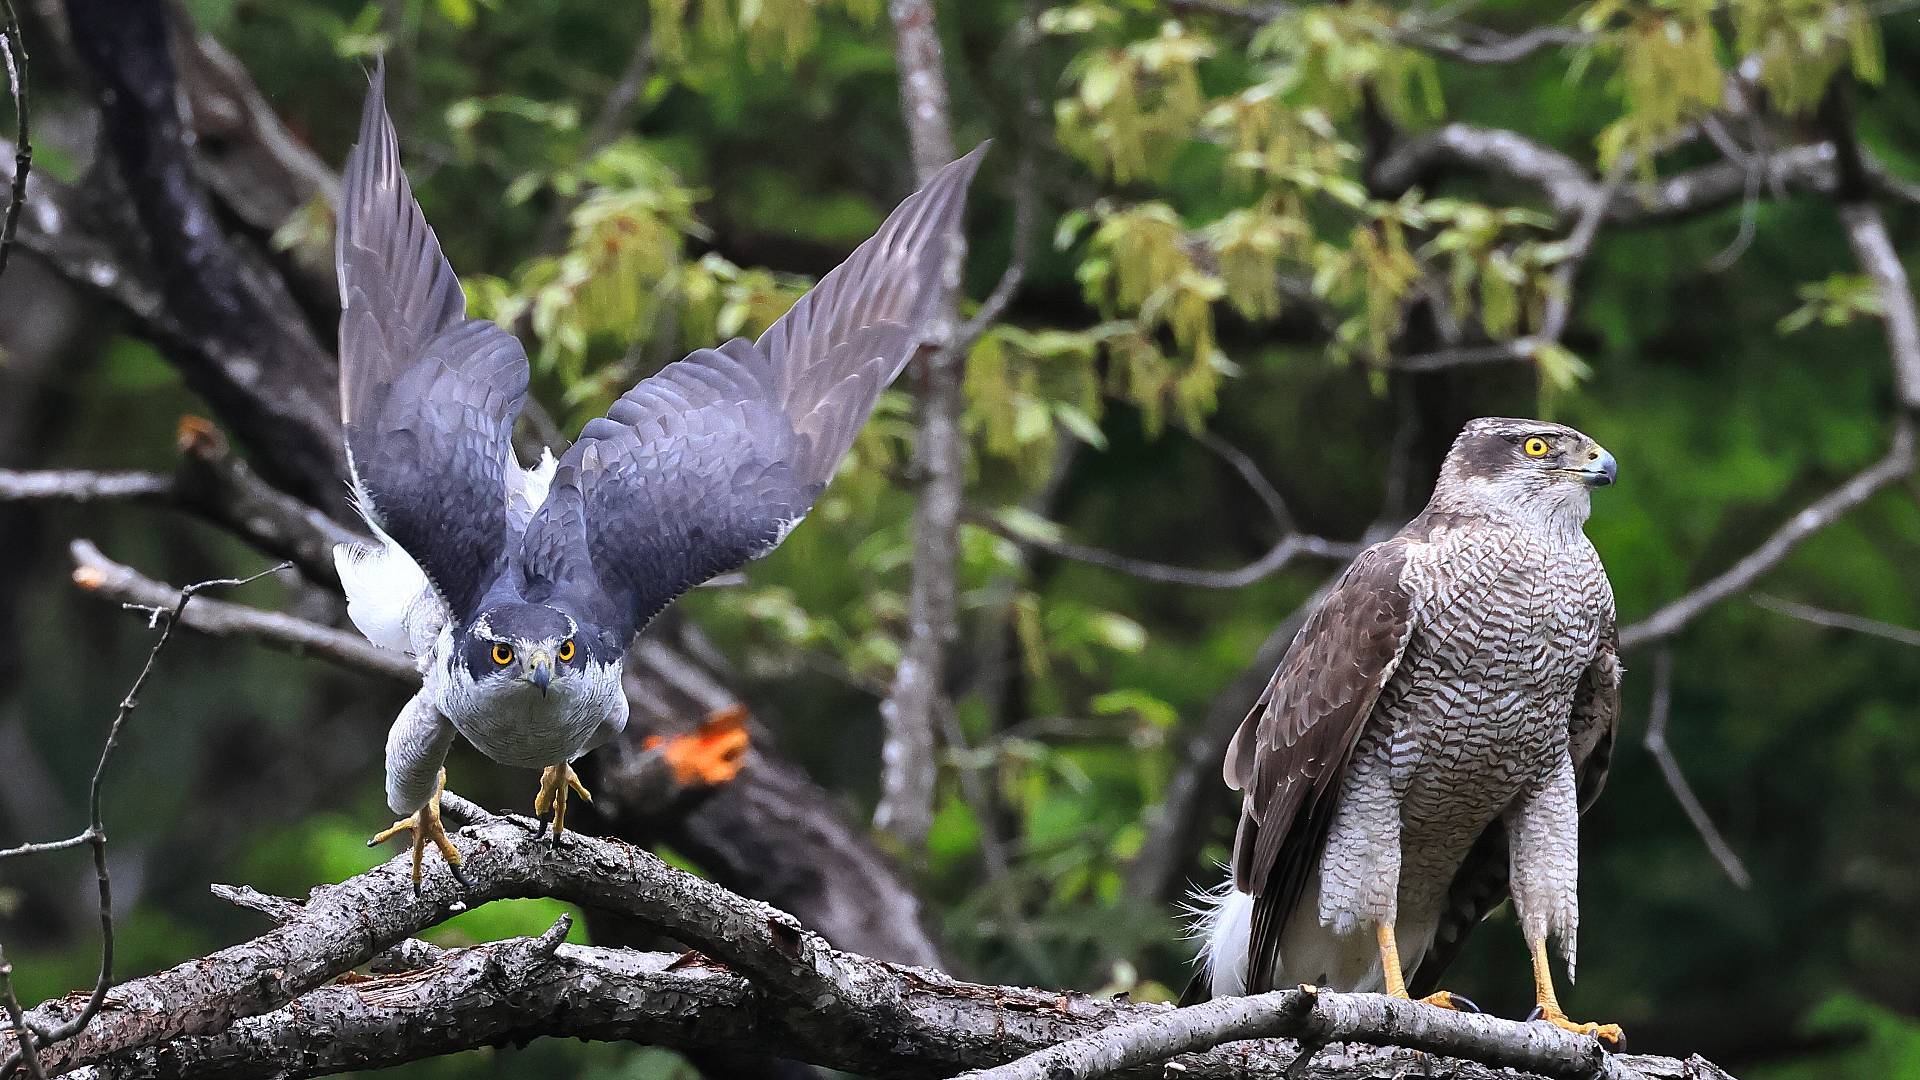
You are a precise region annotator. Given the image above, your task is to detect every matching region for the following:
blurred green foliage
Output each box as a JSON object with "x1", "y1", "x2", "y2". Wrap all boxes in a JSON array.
[{"x1": 5, "y1": 0, "x2": 1920, "y2": 1076}]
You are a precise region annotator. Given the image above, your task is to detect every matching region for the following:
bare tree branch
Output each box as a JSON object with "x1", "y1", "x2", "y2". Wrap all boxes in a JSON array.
[
  {"x1": 67, "y1": 539, "x2": 410, "y2": 680},
  {"x1": 0, "y1": 422, "x2": 359, "y2": 584},
  {"x1": 1641, "y1": 650, "x2": 1752, "y2": 889},
  {"x1": 0, "y1": 946, "x2": 45, "y2": 1080},
  {"x1": 0, "y1": 560, "x2": 288, "y2": 1077},
  {"x1": 0, "y1": 0, "x2": 28, "y2": 282},
  {"x1": 986, "y1": 430, "x2": 1362, "y2": 590},
  {"x1": 0, "y1": 470, "x2": 173, "y2": 502},
  {"x1": 959, "y1": 985, "x2": 1652, "y2": 1080},
  {"x1": 1750, "y1": 593, "x2": 1920, "y2": 648},
  {"x1": 1370, "y1": 125, "x2": 1920, "y2": 225},
  {"x1": 876, "y1": 0, "x2": 967, "y2": 848},
  {"x1": 1008, "y1": 528, "x2": 1358, "y2": 590},
  {"x1": 7, "y1": 806, "x2": 1728, "y2": 1080},
  {"x1": 1618, "y1": 426, "x2": 1915, "y2": 650}
]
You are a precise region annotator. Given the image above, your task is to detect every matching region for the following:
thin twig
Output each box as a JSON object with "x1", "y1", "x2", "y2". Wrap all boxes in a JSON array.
[
  {"x1": 1642, "y1": 650, "x2": 1752, "y2": 889},
  {"x1": 1010, "y1": 529, "x2": 1358, "y2": 590},
  {"x1": 0, "y1": 946, "x2": 44, "y2": 1080},
  {"x1": 0, "y1": 0, "x2": 28, "y2": 282},
  {"x1": 1750, "y1": 593, "x2": 1920, "y2": 648},
  {"x1": 0, "y1": 559, "x2": 290, "y2": 1077},
  {"x1": 986, "y1": 429, "x2": 1360, "y2": 590},
  {"x1": 953, "y1": 8, "x2": 1039, "y2": 350}
]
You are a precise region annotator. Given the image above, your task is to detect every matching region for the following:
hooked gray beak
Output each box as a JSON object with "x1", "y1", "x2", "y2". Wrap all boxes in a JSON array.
[
  {"x1": 526, "y1": 651, "x2": 553, "y2": 695},
  {"x1": 1581, "y1": 446, "x2": 1618, "y2": 487}
]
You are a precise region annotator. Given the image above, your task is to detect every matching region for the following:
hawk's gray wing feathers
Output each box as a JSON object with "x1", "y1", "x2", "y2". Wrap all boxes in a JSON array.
[
  {"x1": 1226, "y1": 538, "x2": 1416, "y2": 993},
  {"x1": 338, "y1": 64, "x2": 529, "y2": 622},
  {"x1": 1407, "y1": 623, "x2": 1620, "y2": 998},
  {"x1": 520, "y1": 146, "x2": 984, "y2": 642}
]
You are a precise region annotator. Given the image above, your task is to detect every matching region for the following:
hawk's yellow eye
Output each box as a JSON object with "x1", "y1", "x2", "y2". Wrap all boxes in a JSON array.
[
  {"x1": 1523, "y1": 437, "x2": 1551, "y2": 458},
  {"x1": 491, "y1": 643, "x2": 514, "y2": 666},
  {"x1": 558, "y1": 639, "x2": 575, "y2": 662}
]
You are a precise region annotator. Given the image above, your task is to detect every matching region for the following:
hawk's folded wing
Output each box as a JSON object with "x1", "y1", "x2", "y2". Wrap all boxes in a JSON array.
[
  {"x1": 1226, "y1": 538, "x2": 1416, "y2": 994},
  {"x1": 337, "y1": 64, "x2": 529, "y2": 623},
  {"x1": 518, "y1": 146, "x2": 985, "y2": 643}
]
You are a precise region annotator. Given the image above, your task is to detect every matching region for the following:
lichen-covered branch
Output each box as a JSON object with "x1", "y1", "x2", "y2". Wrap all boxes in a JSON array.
[{"x1": 9, "y1": 805, "x2": 1732, "y2": 1080}]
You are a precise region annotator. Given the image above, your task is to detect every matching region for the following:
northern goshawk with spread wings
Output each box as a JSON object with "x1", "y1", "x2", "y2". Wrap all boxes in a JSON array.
[
  {"x1": 1189, "y1": 418, "x2": 1623, "y2": 1045},
  {"x1": 331, "y1": 67, "x2": 981, "y2": 884}
]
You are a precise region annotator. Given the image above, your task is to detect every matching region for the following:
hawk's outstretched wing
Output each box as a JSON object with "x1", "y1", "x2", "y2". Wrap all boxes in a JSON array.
[
  {"x1": 519, "y1": 146, "x2": 984, "y2": 642},
  {"x1": 1226, "y1": 538, "x2": 1416, "y2": 994},
  {"x1": 1408, "y1": 624, "x2": 1620, "y2": 997},
  {"x1": 337, "y1": 64, "x2": 529, "y2": 623}
]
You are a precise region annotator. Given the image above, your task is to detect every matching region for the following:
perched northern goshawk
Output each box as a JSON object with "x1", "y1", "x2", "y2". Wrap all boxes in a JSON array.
[
  {"x1": 1190, "y1": 418, "x2": 1623, "y2": 1045},
  {"x1": 331, "y1": 67, "x2": 981, "y2": 883}
]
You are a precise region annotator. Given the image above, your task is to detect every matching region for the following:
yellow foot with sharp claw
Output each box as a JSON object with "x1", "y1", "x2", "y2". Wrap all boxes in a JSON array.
[
  {"x1": 1417, "y1": 990, "x2": 1481, "y2": 1013},
  {"x1": 1528, "y1": 1005, "x2": 1625, "y2": 1050},
  {"x1": 368, "y1": 768, "x2": 463, "y2": 892},
  {"x1": 534, "y1": 764, "x2": 592, "y2": 839}
]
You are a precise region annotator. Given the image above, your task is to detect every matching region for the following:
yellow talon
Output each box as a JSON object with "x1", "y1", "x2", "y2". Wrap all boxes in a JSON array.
[
  {"x1": 1528, "y1": 938, "x2": 1624, "y2": 1049},
  {"x1": 1377, "y1": 923, "x2": 1481, "y2": 1013},
  {"x1": 534, "y1": 764, "x2": 592, "y2": 838},
  {"x1": 368, "y1": 768, "x2": 462, "y2": 891}
]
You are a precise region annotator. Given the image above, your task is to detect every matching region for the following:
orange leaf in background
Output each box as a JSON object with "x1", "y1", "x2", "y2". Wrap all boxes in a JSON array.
[{"x1": 642, "y1": 704, "x2": 751, "y2": 787}]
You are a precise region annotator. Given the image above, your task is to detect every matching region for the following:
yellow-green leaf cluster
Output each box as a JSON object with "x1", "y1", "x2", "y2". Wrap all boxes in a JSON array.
[
  {"x1": 651, "y1": 0, "x2": 880, "y2": 72},
  {"x1": 1055, "y1": 21, "x2": 1214, "y2": 182},
  {"x1": 1582, "y1": 0, "x2": 1724, "y2": 166},
  {"x1": 1730, "y1": 0, "x2": 1882, "y2": 114}
]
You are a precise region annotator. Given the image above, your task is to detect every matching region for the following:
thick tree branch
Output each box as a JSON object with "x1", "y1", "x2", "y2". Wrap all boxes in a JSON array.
[
  {"x1": 62, "y1": 0, "x2": 345, "y2": 506},
  {"x1": 876, "y1": 0, "x2": 967, "y2": 848},
  {"x1": 10, "y1": 809, "x2": 1728, "y2": 1080}
]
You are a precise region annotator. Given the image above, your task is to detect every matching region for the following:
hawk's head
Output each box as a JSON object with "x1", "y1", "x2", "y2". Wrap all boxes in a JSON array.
[
  {"x1": 459, "y1": 603, "x2": 604, "y2": 697},
  {"x1": 1435, "y1": 417, "x2": 1616, "y2": 526}
]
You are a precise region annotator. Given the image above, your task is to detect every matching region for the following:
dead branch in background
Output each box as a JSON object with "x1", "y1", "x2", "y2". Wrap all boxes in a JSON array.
[
  {"x1": 987, "y1": 429, "x2": 1364, "y2": 590},
  {"x1": 1641, "y1": 649, "x2": 1752, "y2": 889},
  {"x1": 876, "y1": 0, "x2": 968, "y2": 849},
  {"x1": 0, "y1": 561, "x2": 287, "y2": 1078},
  {"x1": 0, "y1": 0, "x2": 28, "y2": 282},
  {"x1": 1750, "y1": 593, "x2": 1920, "y2": 649},
  {"x1": 0, "y1": 420, "x2": 360, "y2": 584},
  {"x1": 3, "y1": 803, "x2": 1721, "y2": 1080}
]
